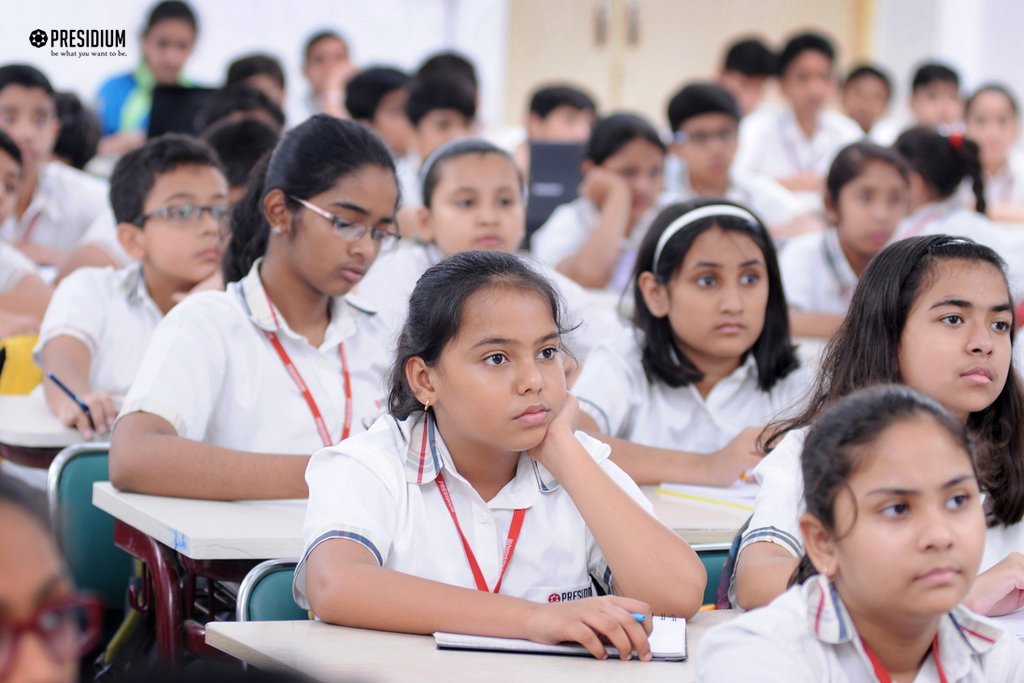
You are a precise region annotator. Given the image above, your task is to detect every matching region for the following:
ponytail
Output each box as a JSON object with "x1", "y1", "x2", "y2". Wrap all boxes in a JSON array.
[
  {"x1": 952, "y1": 133, "x2": 987, "y2": 215},
  {"x1": 894, "y1": 126, "x2": 986, "y2": 215},
  {"x1": 222, "y1": 155, "x2": 271, "y2": 283}
]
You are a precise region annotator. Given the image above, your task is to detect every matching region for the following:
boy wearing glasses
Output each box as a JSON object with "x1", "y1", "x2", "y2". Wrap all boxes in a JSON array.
[
  {"x1": 0, "y1": 65, "x2": 108, "y2": 268},
  {"x1": 36, "y1": 134, "x2": 227, "y2": 444},
  {"x1": 665, "y1": 82, "x2": 806, "y2": 237}
]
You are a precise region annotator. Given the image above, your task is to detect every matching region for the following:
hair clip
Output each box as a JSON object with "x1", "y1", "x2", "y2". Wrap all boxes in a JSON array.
[{"x1": 948, "y1": 131, "x2": 964, "y2": 151}]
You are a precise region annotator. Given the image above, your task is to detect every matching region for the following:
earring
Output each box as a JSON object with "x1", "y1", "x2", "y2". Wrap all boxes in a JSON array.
[
  {"x1": 423, "y1": 399, "x2": 431, "y2": 412},
  {"x1": 271, "y1": 225, "x2": 284, "y2": 235}
]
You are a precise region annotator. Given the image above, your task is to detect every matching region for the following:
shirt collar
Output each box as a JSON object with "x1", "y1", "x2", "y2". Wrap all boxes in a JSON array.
[
  {"x1": 402, "y1": 410, "x2": 561, "y2": 500},
  {"x1": 122, "y1": 263, "x2": 158, "y2": 308},
  {"x1": 20, "y1": 163, "x2": 64, "y2": 226},
  {"x1": 822, "y1": 229, "x2": 858, "y2": 300}
]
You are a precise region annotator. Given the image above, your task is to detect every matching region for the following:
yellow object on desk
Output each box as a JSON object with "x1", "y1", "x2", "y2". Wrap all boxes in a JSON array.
[{"x1": 0, "y1": 334, "x2": 43, "y2": 395}]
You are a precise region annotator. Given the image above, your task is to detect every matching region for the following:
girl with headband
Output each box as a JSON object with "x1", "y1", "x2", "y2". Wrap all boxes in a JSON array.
[{"x1": 573, "y1": 198, "x2": 812, "y2": 486}]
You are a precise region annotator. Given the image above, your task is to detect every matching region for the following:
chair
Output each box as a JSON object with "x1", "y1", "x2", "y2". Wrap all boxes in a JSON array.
[
  {"x1": 47, "y1": 443, "x2": 133, "y2": 610},
  {"x1": 237, "y1": 559, "x2": 307, "y2": 622},
  {"x1": 697, "y1": 545, "x2": 730, "y2": 607}
]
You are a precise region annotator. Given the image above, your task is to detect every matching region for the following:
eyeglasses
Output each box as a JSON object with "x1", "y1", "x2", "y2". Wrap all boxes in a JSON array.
[
  {"x1": 0, "y1": 596, "x2": 103, "y2": 678},
  {"x1": 291, "y1": 196, "x2": 400, "y2": 251},
  {"x1": 673, "y1": 128, "x2": 738, "y2": 147},
  {"x1": 133, "y1": 203, "x2": 231, "y2": 228}
]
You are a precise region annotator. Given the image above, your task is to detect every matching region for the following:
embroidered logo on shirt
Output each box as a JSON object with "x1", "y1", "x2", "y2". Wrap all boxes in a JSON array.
[{"x1": 547, "y1": 586, "x2": 593, "y2": 603}]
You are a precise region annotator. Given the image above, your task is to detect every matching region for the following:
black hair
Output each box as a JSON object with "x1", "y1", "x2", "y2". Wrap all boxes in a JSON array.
[
  {"x1": 895, "y1": 125, "x2": 986, "y2": 214},
  {"x1": 226, "y1": 53, "x2": 286, "y2": 91},
  {"x1": 825, "y1": 142, "x2": 909, "y2": 208},
  {"x1": 109, "y1": 133, "x2": 224, "y2": 225},
  {"x1": 632, "y1": 198, "x2": 798, "y2": 391},
  {"x1": 584, "y1": 112, "x2": 665, "y2": 165},
  {"x1": 966, "y1": 83, "x2": 1020, "y2": 119},
  {"x1": 666, "y1": 82, "x2": 740, "y2": 133},
  {"x1": 420, "y1": 138, "x2": 522, "y2": 208},
  {"x1": 842, "y1": 64, "x2": 893, "y2": 99},
  {"x1": 528, "y1": 84, "x2": 596, "y2": 118},
  {"x1": 388, "y1": 251, "x2": 570, "y2": 419},
  {"x1": 722, "y1": 37, "x2": 776, "y2": 77},
  {"x1": 0, "y1": 476, "x2": 49, "y2": 531},
  {"x1": 144, "y1": 0, "x2": 197, "y2": 35},
  {"x1": 404, "y1": 76, "x2": 476, "y2": 127},
  {"x1": 417, "y1": 51, "x2": 478, "y2": 97},
  {"x1": 767, "y1": 235, "x2": 1024, "y2": 527},
  {"x1": 345, "y1": 66, "x2": 410, "y2": 121},
  {"x1": 0, "y1": 64, "x2": 55, "y2": 98},
  {"x1": 196, "y1": 84, "x2": 285, "y2": 132},
  {"x1": 53, "y1": 92, "x2": 100, "y2": 170},
  {"x1": 303, "y1": 30, "x2": 347, "y2": 64},
  {"x1": 223, "y1": 115, "x2": 398, "y2": 283},
  {"x1": 912, "y1": 62, "x2": 960, "y2": 92},
  {"x1": 790, "y1": 385, "x2": 975, "y2": 586},
  {"x1": 777, "y1": 31, "x2": 835, "y2": 77},
  {"x1": 0, "y1": 128, "x2": 22, "y2": 167},
  {"x1": 200, "y1": 118, "x2": 280, "y2": 189}
]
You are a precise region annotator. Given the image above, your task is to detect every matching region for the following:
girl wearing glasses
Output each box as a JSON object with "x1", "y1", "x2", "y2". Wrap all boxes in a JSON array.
[{"x1": 110, "y1": 115, "x2": 400, "y2": 500}]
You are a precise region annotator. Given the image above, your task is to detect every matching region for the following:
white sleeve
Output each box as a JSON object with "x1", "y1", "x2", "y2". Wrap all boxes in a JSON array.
[
  {"x1": 34, "y1": 268, "x2": 110, "y2": 359},
  {"x1": 733, "y1": 111, "x2": 768, "y2": 179},
  {"x1": 740, "y1": 173, "x2": 806, "y2": 226},
  {"x1": 573, "y1": 338, "x2": 641, "y2": 437},
  {"x1": 80, "y1": 208, "x2": 132, "y2": 267},
  {"x1": 778, "y1": 237, "x2": 818, "y2": 312},
  {"x1": 547, "y1": 269, "x2": 626, "y2": 362},
  {"x1": 293, "y1": 433, "x2": 402, "y2": 609},
  {"x1": 117, "y1": 295, "x2": 226, "y2": 438},
  {"x1": 530, "y1": 201, "x2": 592, "y2": 268},
  {"x1": 738, "y1": 430, "x2": 807, "y2": 558},
  {"x1": 0, "y1": 242, "x2": 37, "y2": 291}
]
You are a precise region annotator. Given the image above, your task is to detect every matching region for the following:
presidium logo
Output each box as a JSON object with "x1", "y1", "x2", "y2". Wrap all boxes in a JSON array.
[{"x1": 29, "y1": 28, "x2": 127, "y2": 57}]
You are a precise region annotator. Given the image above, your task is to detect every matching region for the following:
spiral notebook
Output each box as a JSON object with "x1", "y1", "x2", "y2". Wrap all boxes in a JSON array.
[{"x1": 433, "y1": 615, "x2": 687, "y2": 660}]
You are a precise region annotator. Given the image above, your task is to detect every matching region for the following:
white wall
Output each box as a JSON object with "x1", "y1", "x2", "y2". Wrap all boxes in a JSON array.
[{"x1": 0, "y1": 0, "x2": 509, "y2": 127}]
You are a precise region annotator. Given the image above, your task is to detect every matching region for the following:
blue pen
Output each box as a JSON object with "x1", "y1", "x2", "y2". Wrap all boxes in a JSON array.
[
  {"x1": 45, "y1": 372, "x2": 95, "y2": 428},
  {"x1": 631, "y1": 613, "x2": 646, "y2": 623}
]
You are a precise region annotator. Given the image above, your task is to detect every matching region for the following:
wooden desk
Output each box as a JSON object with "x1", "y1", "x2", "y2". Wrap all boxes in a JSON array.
[
  {"x1": 206, "y1": 610, "x2": 738, "y2": 683},
  {"x1": 0, "y1": 390, "x2": 84, "y2": 468}
]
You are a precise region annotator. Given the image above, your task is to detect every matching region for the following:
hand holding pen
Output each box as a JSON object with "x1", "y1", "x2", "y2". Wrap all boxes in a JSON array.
[{"x1": 45, "y1": 373, "x2": 116, "y2": 439}]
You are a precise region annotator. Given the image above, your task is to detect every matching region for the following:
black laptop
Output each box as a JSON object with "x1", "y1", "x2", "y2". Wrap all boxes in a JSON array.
[{"x1": 525, "y1": 141, "x2": 584, "y2": 248}]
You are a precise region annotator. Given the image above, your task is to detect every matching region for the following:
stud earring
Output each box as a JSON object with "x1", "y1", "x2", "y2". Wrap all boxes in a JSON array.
[
  {"x1": 271, "y1": 225, "x2": 284, "y2": 235},
  {"x1": 423, "y1": 399, "x2": 431, "y2": 412}
]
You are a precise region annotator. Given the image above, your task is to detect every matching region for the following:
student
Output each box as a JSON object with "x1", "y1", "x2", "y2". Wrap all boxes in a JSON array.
[
  {"x1": 290, "y1": 30, "x2": 355, "y2": 123},
  {"x1": 0, "y1": 129, "x2": 50, "y2": 336},
  {"x1": 110, "y1": 115, "x2": 399, "y2": 500},
  {"x1": 356, "y1": 138, "x2": 624, "y2": 361},
  {"x1": 201, "y1": 118, "x2": 280, "y2": 204},
  {"x1": 36, "y1": 134, "x2": 227, "y2": 440},
  {"x1": 700, "y1": 385, "x2": 1024, "y2": 681},
  {"x1": 295, "y1": 250, "x2": 706, "y2": 656},
  {"x1": 417, "y1": 51, "x2": 479, "y2": 105},
  {"x1": 396, "y1": 76, "x2": 476, "y2": 211},
  {"x1": 840, "y1": 64, "x2": 892, "y2": 136},
  {"x1": 573, "y1": 200, "x2": 809, "y2": 486},
  {"x1": 664, "y1": 82, "x2": 806, "y2": 234},
  {"x1": 531, "y1": 113, "x2": 666, "y2": 293},
  {"x1": 717, "y1": 37, "x2": 776, "y2": 117},
  {"x1": 345, "y1": 66, "x2": 414, "y2": 158},
  {"x1": 734, "y1": 31, "x2": 862, "y2": 205},
  {"x1": 53, "y1": 92, "x2": 101, "y2": 171},
  {"x1": 513, "y1": 84, "x2": 597, "y2": 176},
  {"x1": 0, "y1": 477, "x2": 103, "y2": 683},
  {"x1": 195, "y1": 84, "x2": 285, "y2": 133},
  {"x1": 226, "y1": 53, "x2": 287, "y2": 107},
  {"x1": 734, "y1": 235, "x2": 1024, "y2": 614},
  {"x1": 965, "y1": 84, "x2": 1024, "y2": 221},
  {"x1": 781, "y1": 142, "x2": 910, "y2": 338},
  {"x1": 0, "y1": 65, "x2": 108, "y2": 267},
  {"x1": 96, "y1": 0, "x2": 198, "y2": 155},
  {"x1": 873, "y1": 62, "x2": 965, "y2": 145}
]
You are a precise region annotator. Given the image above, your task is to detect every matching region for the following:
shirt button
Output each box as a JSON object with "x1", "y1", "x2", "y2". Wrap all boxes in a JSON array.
[{"x1": 477, "y1": 514, "x2": 491, "y2": 525}]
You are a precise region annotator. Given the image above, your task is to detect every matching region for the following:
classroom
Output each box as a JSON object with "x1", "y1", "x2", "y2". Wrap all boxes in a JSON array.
[{"x1": 3, "y1": 0, "x2": 1024, "y2": 681}]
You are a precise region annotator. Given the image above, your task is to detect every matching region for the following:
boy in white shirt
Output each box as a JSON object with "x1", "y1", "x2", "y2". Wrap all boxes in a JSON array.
[
  {"x1": 0, "y1": 65, "x2": 108, "y2": 268},
  {"x1": 734, "y1": 32, "x2": 862, "y2": 212},
  {"x1": 37, "y1": 134, "x2": 227, "y2": 438}
]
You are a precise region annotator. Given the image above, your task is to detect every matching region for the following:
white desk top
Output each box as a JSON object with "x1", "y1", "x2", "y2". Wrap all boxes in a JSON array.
[
  {"x1": 206, "y1": 610, "x2": 737, "y2": 683},
  {"x1": 92, "y1": 483, "x2": 746, "y2": 561},
  {"x1": 0, "y1": 389, "x2": 82, "y2": 448}
]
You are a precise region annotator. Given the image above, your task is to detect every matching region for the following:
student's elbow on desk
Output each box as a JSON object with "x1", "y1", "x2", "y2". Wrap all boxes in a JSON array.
[
  {"x1": 733, "y1": 542, "x2": 798, "y2": 610},
  {"x1": 108, "y1": 412, "x2": 170, "y2": 492}
]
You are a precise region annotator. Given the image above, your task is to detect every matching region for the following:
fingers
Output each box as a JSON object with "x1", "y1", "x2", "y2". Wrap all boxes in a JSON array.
[{"x1": 580, "y1": 602, "x2": 652, "y2": 661}]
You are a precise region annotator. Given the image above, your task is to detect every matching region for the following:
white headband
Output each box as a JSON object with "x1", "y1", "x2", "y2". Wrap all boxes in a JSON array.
[{"x1": 651, "y1": 204, "x2": 761, "y2": 272}]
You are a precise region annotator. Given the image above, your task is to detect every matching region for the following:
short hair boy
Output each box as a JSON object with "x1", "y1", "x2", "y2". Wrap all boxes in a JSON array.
[
  {"x1": 841, "y1": 64, "x2": 892, "y2": 135},
  {"x1": 345, "y1": 66, "x2": 414, "y2": 157},
  {"x1": 526, "y1": 84, "x2": 596, "y2": 142},
  {"x1": 718, "y1": 37, "x2": 776, "y2": 116},
  {"x1": 226, "y1": 53, "x2": 286, "y2": 106},
  {"x1": 910, "y1": 61, "x2": 963, "y2": 130},
  {"x1": 37, "y1": 134, "x2": 228, "y2": 439},
  {"x1": 201, "y1": 118, "x2": 280, "y2": 203}
]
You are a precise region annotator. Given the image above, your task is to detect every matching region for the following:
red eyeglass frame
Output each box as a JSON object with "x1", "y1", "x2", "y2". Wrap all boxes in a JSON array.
[{"x1": 0, "y1": 595, "x2": 103, "y2": 677}]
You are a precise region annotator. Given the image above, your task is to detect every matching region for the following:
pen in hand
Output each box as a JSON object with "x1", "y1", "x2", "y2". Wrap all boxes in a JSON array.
[{"x1": 45, "y1": 372, "x2": 96, "y2": 434}]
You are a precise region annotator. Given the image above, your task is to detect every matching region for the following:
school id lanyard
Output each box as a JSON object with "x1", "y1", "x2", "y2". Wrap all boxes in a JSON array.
[
  {"x1": 434, "y1": 473, "x2": 526, "y2": 594},
  {"x1": 862, "y1": 636, "x2": 949, "y2": 683},
  {"x1": 261, "y1": 292, "x2": 352, "y2": 448}
]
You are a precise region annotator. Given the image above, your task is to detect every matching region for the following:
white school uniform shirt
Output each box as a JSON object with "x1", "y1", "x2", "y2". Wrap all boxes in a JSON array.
[
  {"x1": 984, "y1": 153, "x2": 1024, "y2": 207},
  {"x1": 119, "y1": 259, "x2": 391, "y2": 453},
  {"x1": 699, "y1": 575, "x2": 1024, "y2": 682},
  {"x1": 293, "y1": 410, "x2": 654, "y2": 609},
  {"x1": 33, "y1": 265, "x2": 163, "y2": 403},
  {"x1": 77, "y1": 208, "x2": 132, "y2": 267},
  {"x1": 0, "y1": 161, "x2": 108, "y2": 252},
  {"x1": 780, "y1": 229, "x2": 857, "y2": 315},
  {"x1": 530, "y1": 196, "x2": 660, "y2": 297},
  {"x1": 395, "y1": 153, "x2": 423, "y2": 209},
  {"x1": 354, "y1": 240, "x2": 627, "y2": 362},
  {"x1": 668, "y1": 165, "x2": 806, "y2": 228},
  {"x1": 574, "y1": 330, "x2": 813, "y2": 453},
  {"x1": 0, "y1": 241, "x2": 37, "y2": 291}
]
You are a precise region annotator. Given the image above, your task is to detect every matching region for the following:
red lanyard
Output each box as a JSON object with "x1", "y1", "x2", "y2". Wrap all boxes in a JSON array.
[
  {"x1": 435, "y1": 473, "x2": 526, "y2": 594},
  {"x1": 863, "y1": 636, "x2": 948, "y2": 683}
]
